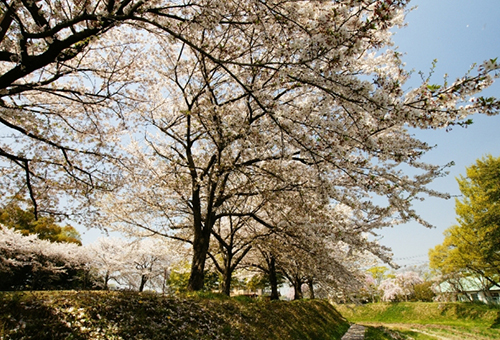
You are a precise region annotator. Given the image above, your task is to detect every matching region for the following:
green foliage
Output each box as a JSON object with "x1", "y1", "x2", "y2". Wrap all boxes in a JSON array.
[
  {"x1": 167, "y1": 264, "x2": 222, "y2": 293},
  {"x1": 0, "y1": 265, "x2": 91, "y2": 292},
  {"x1": 0, "y1": 291, "x2": 350, "y2": 340},
  {"x1": 230, "y1": 276, "x2": 247, "y2": 290},
  {"x1": 203, "y1": 270, "x2": 222, "y2": 291},
  {"x1": 167, "y1": 265, "x2": 191, "y2": 293},
  {"x1": 246, "y1": 274, "x2": 271, "y2": 291},
  {"x1": 429, "y1": 155, "x2": 500, "y2": 283},
  {"x1": 245, "y1": 273, "x2": 285, "y2": 292},
  {"x1": 0, "y1": 201, "x2": 81, "y2": 245},
  {"x1": 412, "y1": 281, "x2": 436, "y2": 302},
  {"x1": 336, "y1": 302, "x2": 500, "y2": 328},
  {"x1": 367, "y1": 266, "x2": 390, "y2": 285},
  {"x1": 426, "y1": 84, "x2": 441, "y2": 93}
]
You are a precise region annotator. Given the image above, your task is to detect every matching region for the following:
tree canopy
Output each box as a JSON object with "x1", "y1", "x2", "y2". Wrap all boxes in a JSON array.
[
  {"x1": 429, "y1": 155, "x2": 500, "y2": 287},
  {"x1": 96, "y1": 0, "x2": 500, "y2": 292},
  {"x1": 0, "y1": 201, "x2": 81, "y2": 244},
  {"x1": 1, "y1": 0, "x2": 500, "y2": 294}
]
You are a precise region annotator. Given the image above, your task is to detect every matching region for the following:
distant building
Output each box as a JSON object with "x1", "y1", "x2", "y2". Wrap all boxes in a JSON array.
[{"x1": 434, "y1": 277, "x2": 500, "y2": 304}]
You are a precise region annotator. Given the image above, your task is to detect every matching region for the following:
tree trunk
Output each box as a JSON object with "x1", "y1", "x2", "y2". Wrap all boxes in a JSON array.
[
  {"x1": 307, "y1": 278, "x2": 315, "y2": 299},
  {"x1": 139, "y1": 274, "x2": 147, "y2": 292},
  {"x1": 188, "y1": 229, "x2": 211, "y2": 291},
  {"x1": 221, "y1": 268, "x2": 232, "y2": 296},
  {"x1": 293, "y1": 277, "x2": 303, "y2": 300},
  {"x1": 104, "y1": 271, "x2": 110, "y2": 290},
  {"x1": 82, "y1": 269, "x2": 89, "y2": 290},
  {"x1": 220, "y1": 250, "x2": 234, "y2": 296},
  {"x1": 268, "y1": 256, "x2": 280, "y2": 300}
]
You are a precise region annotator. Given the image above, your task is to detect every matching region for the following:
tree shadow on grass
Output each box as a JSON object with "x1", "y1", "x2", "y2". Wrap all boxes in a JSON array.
[
  {"x1": 1, "y1": 291, "x2": 354, "y2": 340},
  {"x1": 0, "y1": 292, "x2": 76, "y2": 340}
]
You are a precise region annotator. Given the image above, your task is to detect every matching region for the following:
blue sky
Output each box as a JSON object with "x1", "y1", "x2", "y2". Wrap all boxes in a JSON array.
[
  {"x1": 379, "y1": 0, "x2": 500, "y2": 268},
  {"x1": 80, "y1": 1, "x2": 500, "y2": 270}
]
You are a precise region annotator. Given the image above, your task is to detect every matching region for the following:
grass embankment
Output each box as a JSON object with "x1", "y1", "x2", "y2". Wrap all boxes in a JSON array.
[
  {"x1": 336, "y1": 302, "x2": 500, "y2": 340},
  {"x1": 0, "y1": 291, "x2": 350, "y2": 340}
]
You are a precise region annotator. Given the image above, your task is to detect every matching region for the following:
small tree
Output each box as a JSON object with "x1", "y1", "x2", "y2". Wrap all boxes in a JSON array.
[
  {"x1": 85, "y1": 237, "x2": 129, "y2": 290},
  {"x1": 124, "y1": 238, "x2": 176, "y2": 292},
  {"x1": 429, "y1": 155, "x2": 500, "y2": 288},
  {"x1": 86, "y1": 237, "x2": 179, "y2": 292},
  {"x1": 378, "y1": 271, "x2": 423, "y2": 302}
]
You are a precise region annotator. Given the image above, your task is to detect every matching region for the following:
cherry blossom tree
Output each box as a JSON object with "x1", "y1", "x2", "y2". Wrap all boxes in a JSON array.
[
  {"x1": 85, "y1": 237, "x2": 129, "y2": 290},
  {"x1": 93, "y1": 0, "x2": 500, "y2": 293},
  {"x1": 0, "y1": 0, "x2": 164, "y2": 220},
  {"x1": 378, "y1": 277, "x2": 403, "y2": 302},
  {"x1": 121, "y1": 237, "x2": 178, "y2": 292},
  {"x1": 238, "y1": 195, "x2": 385, "y2": 300},
  {"x1": 243, "y1": 244, "x2": 282, "y2": 300},
  {"x1": 207, "y1": 216, "x2": 259, "y2": 296},
  {"x1": 2, "y1": 0, "x2": 341, "y2": 219},
  {"x1": 85, "y1": 236, "x2": 181, "y2": 292},
  {"x1": 378, "y1": 270, "x2": 423, "y2": 302},
  {"x1": 0, "y1": 225, "x2": 91, "y2": 290}
]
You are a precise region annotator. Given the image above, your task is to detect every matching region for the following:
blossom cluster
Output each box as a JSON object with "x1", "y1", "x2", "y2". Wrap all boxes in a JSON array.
[
  {"x1": 378, "y1": 271, "x2": 424, "y2": 302},
  {"x1": 0, "y1": 226, "x2": 180, "y2": 292}
]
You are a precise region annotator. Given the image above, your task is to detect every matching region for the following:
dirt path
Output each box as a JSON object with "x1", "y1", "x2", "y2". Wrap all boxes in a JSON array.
[{"x1": 341, "y1": 324, "x2": 366, "y2": 339}]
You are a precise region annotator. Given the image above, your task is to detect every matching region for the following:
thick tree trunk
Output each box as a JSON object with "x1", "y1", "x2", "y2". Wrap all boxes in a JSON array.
[
  {"x1": 292, "y1": 276, "x2": 304, "y2": 300},
  {"x1": 221, "y1": 269, "x2": 232, "y2": 296},
  {"x1": 188, "y1": 229, "x2": 211, "y2": 291},
  {"x1": 268, "y1": 256, "x2": 280, "y2": 300}
]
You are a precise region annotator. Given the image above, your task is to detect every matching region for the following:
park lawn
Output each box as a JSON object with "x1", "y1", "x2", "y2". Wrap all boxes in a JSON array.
[
  {"x1": 0, "y1": 291, "x2": 350, "y2": 340},
  {"x1": 336, "y1": 302, "x2": 500, "y2": 340}
]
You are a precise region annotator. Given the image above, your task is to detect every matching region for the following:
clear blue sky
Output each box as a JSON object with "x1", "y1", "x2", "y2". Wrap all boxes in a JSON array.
[
  {"x1": 379, "y1": 0, "x2": 500, "y2": 268},
  {"x1": 80, "y1": 1, "x2": 500, "y2": 269}
]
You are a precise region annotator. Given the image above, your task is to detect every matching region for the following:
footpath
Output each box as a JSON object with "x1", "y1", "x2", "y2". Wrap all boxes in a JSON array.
[{"x1": 341, "y1": 324, "x2": 366, "y2": 340}]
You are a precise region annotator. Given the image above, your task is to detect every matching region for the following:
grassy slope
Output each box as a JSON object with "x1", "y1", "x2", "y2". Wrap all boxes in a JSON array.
[
  {"x1": 336, "y1": 302, "x2": 500, "y2": 340},
  {"x1": 0, "y1": 291, "x2": 350, "y2": 340},
  {"x1": 336, "y1": 302, "x2": 500, "y2": 327}
]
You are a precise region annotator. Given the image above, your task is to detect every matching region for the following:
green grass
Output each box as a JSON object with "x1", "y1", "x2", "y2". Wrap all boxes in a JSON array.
[
  {"x1": 336, "y1": 302, "x2": 500, "y2": 327},
  {"x1": 336, "y1": 302, "x2": 500, "y2": 340},
  {"x1": 0, "y1": 291, "x2": 350, "y2": 340},
  {"x1": 359, "y1": 324, "x2": 438, "y2": 340}
]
